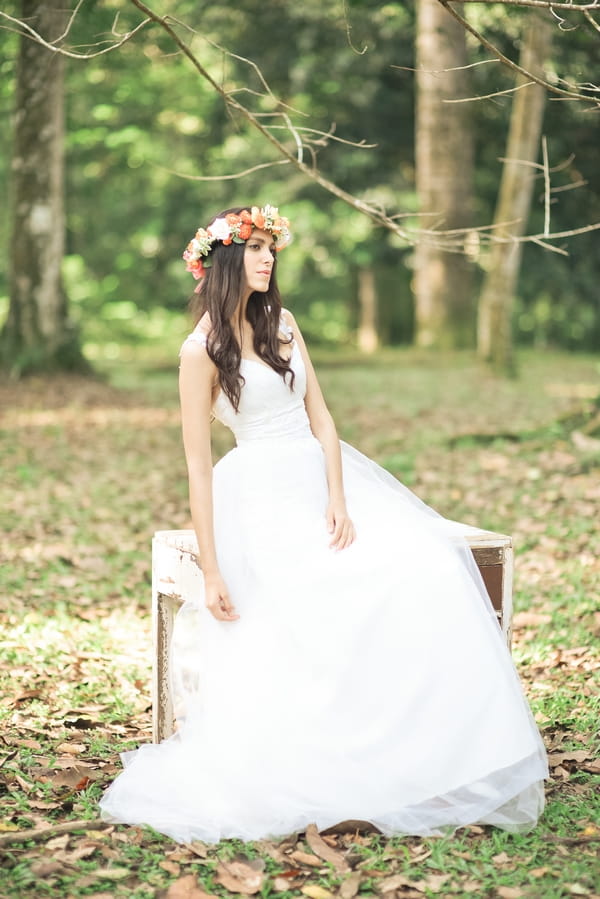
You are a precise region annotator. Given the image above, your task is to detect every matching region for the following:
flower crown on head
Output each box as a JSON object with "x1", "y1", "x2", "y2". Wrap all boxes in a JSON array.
[{"x1": 183, "y1": 205, "x2": 292, "y2": 282}]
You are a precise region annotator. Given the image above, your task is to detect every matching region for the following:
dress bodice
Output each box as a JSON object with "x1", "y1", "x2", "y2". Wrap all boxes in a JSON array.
[{"x1": 181, "y1": 318, "x2": 313, "y2": 446}]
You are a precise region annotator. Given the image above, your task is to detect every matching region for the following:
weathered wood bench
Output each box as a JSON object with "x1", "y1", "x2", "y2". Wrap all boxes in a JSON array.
[{"x1": 151, "y1": 528, "x2": 513, "y2": 743}]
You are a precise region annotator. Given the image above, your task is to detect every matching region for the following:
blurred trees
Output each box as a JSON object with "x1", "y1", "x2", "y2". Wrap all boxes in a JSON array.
[
  {"x1": 414, "y1": 0, "x2": 475, "y2": 349},
  {"x1": 0, "y1": 0, "x2": 598, "y2": 372},
  {"x1": 477, "y1": 12, "x2": 553, "y2": 372},
  {"x1": 1, "y1": 0, "x2": 87, "y2": 374}
]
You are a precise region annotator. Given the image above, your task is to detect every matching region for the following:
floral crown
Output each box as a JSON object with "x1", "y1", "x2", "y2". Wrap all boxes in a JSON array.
[{"x1": 183, "y1": 205, "x2": 292, "y2": 283}]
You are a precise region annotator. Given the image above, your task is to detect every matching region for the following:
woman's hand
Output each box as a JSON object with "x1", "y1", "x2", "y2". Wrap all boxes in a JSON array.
[
  {"x1": 204, "y1": 572, "x2": 239, "y2": 621},
  {"x1": 326, "y1": 500, "x2": 356, "y2": 551}
]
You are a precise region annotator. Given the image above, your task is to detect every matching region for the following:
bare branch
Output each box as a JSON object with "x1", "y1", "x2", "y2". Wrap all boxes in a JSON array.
[
  {"x1": 392, "y1": 59, "x2": 499, "y2": 74},
  {"x1": 151, "y1": 160, "x2": 292, "y2": 182},
  {"x1": 436, "y1": 1, "x2": 600, "y2": 105},
  {"x1": 266, "y1": 124, "x2": 377, "y2": 149},
  {"x1": 457, "y1": 0, "x2": 599, "y2": 9},
  {"x1": 583, "y1": 9, "x2": 600, "y2": 31},
  {"x1": 444, "y1": 80, "x2": 536, "y2": 103},
  {"x1": 541, "y1": 136, "x2": 551, "y2": 235},
  {"x1": 0, "y1": 8, "x2": 151, "y2": 58}
]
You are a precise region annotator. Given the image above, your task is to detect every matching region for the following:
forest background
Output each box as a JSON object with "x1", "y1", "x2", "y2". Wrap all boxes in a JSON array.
[
  {"x1": 1, "y1": 2, "x2": 600, "y2": 897},
  {"x1": 0, "y1": 0, "x2": 599, "y2": 368}
]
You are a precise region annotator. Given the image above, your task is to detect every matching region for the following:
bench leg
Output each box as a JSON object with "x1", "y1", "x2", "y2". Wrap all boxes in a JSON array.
[{"x1": 152, "y1": 591, "x2": 175, "y2": 743}]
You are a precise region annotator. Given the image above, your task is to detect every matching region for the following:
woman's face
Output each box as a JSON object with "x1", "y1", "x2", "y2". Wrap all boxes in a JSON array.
[{"x1": 243, "y1": 228, "x2": 275, "y2": 295}]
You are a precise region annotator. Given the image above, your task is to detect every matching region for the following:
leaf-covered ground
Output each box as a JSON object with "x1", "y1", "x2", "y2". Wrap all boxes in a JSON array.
[{"x1": 1, "y1": 348, "x2": 599, "y2": 899}]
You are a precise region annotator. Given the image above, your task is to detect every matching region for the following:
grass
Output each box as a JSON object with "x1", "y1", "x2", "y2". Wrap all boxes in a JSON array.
[{"x1": 0, "y1": 346, "x2": 599, "y2": 898}]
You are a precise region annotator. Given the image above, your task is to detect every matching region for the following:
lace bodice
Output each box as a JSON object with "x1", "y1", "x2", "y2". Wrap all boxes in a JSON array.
[{"x1": 180, "y1": 316, "x2": 313, "y2": 445}]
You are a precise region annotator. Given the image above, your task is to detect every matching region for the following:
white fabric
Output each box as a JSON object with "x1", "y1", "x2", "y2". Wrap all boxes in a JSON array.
[{"x1": 100, "y1": 321, "x2": 548, "y2": 843}]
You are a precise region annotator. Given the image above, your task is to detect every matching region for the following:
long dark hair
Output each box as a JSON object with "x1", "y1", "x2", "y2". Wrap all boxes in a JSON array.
[{"x1": 189, "y1": 207, "x2": 294, "y2": 411}]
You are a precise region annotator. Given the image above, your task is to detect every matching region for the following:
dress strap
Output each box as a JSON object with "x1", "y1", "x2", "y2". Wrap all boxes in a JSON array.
[
  {"x1": 180, "y1": 331, "x2": 208, "y2": 355},
  {"x1": 279, "y1": 310, "x2": 294, "y2": 343}
]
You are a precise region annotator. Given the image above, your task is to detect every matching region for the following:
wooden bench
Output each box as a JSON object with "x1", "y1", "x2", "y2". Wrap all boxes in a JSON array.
[{"x1": 151, "y1": 528, "x2": 514, "y2": 743}]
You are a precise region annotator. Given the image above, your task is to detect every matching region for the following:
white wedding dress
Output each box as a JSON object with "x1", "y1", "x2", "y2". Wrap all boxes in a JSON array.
[{"x1": 99, "y1": 317, "x2": 547, "y2": 843}]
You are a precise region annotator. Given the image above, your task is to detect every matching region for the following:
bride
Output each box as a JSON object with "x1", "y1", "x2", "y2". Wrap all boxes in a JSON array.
[{"x1": 99, "y1": 205, "x2": 548, "y2": 843}]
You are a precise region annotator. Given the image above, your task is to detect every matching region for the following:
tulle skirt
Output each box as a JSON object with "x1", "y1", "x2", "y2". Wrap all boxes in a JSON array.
[{"x1": 99, "y1": 437, "x2": 547, "y2": 842}]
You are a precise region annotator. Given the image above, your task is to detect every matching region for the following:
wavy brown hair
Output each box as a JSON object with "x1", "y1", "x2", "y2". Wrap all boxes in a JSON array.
[{"x1": 189, "y1": 207, "x2": 294, "y2": 412}]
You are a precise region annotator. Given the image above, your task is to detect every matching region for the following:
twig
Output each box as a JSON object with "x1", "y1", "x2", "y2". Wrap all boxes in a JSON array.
[
  {"x1": 456, "y1": 0, "x2": 600, "y2": 9},
  {"x1": 436, "y1": 0, "x2": 600, "y2": 105},
  {"x1": 0, "y1": 818, "x2": 111, "y2": 847},
  {"x1": 151, "y1": 159, "x2": 291, "y2": 182},
  {"x1": 0, "y1": 9, "x2": 151, "y2": 58},
  {"x1": 545, "y1": 833, "x2": 600, "y2": 844},
  {"x1": 444, "y1": 80, "x2": 535, "y2": 103},
  {"x1": 541, "y1": 136, "x2": 550, "y2": 236}
]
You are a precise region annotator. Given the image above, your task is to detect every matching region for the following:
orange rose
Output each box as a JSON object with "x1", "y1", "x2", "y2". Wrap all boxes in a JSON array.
[
  {"x1": 240, "y1": 210, "x2": 252, "y2": 223},
  {"x1": 226, "y1": 213, "x2": 240, "y2": 226},
  {"x1": 251, "y1": 206, "x2": 265, "y2": 229},
  {"x1": 223, "y1": 237, "x2": 232, "y2": 245},
  {"x1": 239, "y1": 223, "x2": 252, "y2": 240}
]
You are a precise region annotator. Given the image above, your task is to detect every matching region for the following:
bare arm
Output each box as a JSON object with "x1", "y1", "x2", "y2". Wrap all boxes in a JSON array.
[
  {"x1": 283, "y1": 311, "x2": 355, "y2": 551},
  {"x1": 178, "y1": 338, "x2": 239, "y2": 620}
]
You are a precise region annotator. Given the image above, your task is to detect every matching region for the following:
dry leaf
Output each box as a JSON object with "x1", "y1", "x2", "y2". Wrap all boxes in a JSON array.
[
  {"x1": 215, "y1": 858, "x2": 265, "y2": 894},
  {"x1": 548, "y1": 750, "x2": 592, "y2": 767},
  {"x1": 160, "y1": 860, "x2": 181, "y2": 876},
  {"x1": 301, "y1": 886, "x2": 335, "y2": 899},
  {"x1": 496, "y1": 888, "x2": 524, "y2": 899},
  {"x1": 55, "y1": 742, "x2": 86, "y2": 755},
  {"x1": 46, "y1": 834, "x2": 70, "y2": 850},
  {"x1": 492, "y1": 851, "x2": 511, "y2": 865},
  {"x1": 30, "y1": 860, "x2": 65, "y2": 876},
  {"x1": 91, "y1": 867, "x2": 131, "y2": 880},
  {"x1": 513, "y1": 611, "x2": 552, "y2": 628},
  {"x1": 305, "y1": 823, "x2": 350, "y2": 873},
  {"x1": 166, "y1": 874, "x2": 218, "y2": 899},
  {"x1": 339, "y1": 871, "x2": 362, "y2": 899},
  {"x1": 423, "y1": 873, "x2": 451, "y2": 893},
  {"x1": 378, "y1": 873, "x2": 418, "y2": 893},
  {"x1": 273, "y1": 876, "x2": 304, "y2": 891},
  {"x1": 289, "y1": 849, "x2": 324, "y2": 868}
]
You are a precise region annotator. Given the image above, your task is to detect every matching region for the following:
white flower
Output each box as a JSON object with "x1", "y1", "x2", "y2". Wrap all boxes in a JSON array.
[{"x1": 208, "y1": 217, "x2": 231, "y2": 241}]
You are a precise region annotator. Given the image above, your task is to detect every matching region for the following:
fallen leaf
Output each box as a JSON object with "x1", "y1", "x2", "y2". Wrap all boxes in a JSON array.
[
  {"x1": 273, "y1": 876, "x2": 304, "y2": 891},
  {"x1": 215, "y1": 858, "x2": 265, "y2": 895},
  {"x1": 90, "y1": 867, "x2": 132, "y2": 881},
  {"x1": 160, "y1": 860, "x2": 181, "y2": 876},
  {"x1": 55, "y1": 742, "x2": 86, "y2": 755},
  {"x1": 289, "y1": 849, "x2": 324, "y2": 868},
  {"x1": 492, "y1": 851, "x2": 511, "y2": 865},
  {"x1": 423, "y1": 873, "x2": 451, "y2": 893},
  {"x1": 166, "y1": 874, "x2": 218, "y2": 899},
  {"x1": 339, "y1": 871, "x2": 362, "y2": 899},
  {"x1": 497, "y1": 888, "x2": 524, "y2": 899},
  {"x1": 46, "y1": 834, "x2": 70, "y2": 850},
  {"x1": 513, "y1": 611, "x2": 552, "y2": 628},
  {"x1": 301, "y1": 886, "x2": 335, "y2": 899},
  {"x1": 378, "y1": 873, "x2": 418, "y2": 893},
  {"x1": 568, "y1": 886, "x2": 590, "y2": 897},
  {"x1": 548, "y1": 750, "x2": 592, "y2": 767},
  {"x1": 305, "y1": 822, "x2": 350, "y2": 873},
  {"x1": 30, "y1": 860, "x2": 65, "y2": 876}
]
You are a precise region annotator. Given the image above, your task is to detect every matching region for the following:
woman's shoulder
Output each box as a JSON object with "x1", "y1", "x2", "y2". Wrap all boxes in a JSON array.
[
  {"x1": 180, "y1": 315, "x2": 212, "y2": 356},
  {"x1": 280, "y1": 307, "x2": 297, "y2": 338},
  {"x1": 181, "y1": 330, "x2": 207, "y2": 349}
]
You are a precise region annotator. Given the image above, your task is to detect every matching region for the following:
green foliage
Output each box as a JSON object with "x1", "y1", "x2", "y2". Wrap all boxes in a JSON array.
[{"x1": 0, "y1": 0, "x2": 598, "y2": 356}]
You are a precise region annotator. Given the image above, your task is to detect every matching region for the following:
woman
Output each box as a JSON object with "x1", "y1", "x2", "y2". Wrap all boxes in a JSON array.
[{"x1": 100, "y1": 204, "x2": 547, "y2": 843}]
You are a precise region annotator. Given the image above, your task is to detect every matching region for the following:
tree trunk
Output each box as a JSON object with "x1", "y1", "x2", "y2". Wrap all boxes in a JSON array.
[
  {"x1": 1, "y1": 0, "x2": 87, "y2": 375},
  {"x1": 477, "y1": 14, "x2": 553, "y2": 372},
  {"x1": 414, "y1": 0, "x2": 475, "y2": 349},
  {"x1": 357, "y1": 266, "x2": 379, "y2": 353}
]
